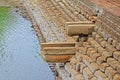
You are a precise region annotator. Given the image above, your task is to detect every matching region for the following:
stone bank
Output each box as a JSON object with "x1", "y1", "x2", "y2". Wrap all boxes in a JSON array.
[{"x1": 21, "y1": 0, "x2": 120, "y2": 80}]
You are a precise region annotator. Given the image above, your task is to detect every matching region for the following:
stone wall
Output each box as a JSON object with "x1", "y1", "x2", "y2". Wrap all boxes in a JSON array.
[{"x1": 54, "y1": 0, "x2": 120, "y2": 80}]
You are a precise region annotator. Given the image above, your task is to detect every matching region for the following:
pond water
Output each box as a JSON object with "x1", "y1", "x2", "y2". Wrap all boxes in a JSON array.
[{"x1": 0, "y1": 7, "x2": 54, "y2": 80}]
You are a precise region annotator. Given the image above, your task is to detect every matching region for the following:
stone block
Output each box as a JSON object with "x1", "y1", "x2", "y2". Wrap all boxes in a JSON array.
[
  {"x1": 66, "y1": 22, "x2": 95, "y2": 36},
  {"x1": 83, "y1": 55, "x2": 94, "y2": 68},
  {"x1": 87, "y1": 48, "x2": 96, "y2": 56},
  {"x1": 113, "y1": 51, "x2": 120, "y2": 62},
  {"x1": 94, "y1": 26, "x2": 99, "y2": 31},
  {"x1": 100, "y1": 41, "x2": 107, "y2": 48},
  {"x1": 83, "y1": 67, "x2": 93, "y2": 80},
  {"x1": 95, "y1": 70, "x2": 108, "y2": 80},
  {"x1": 89, "y1": 62, "x2": 100, "y2": 73},
  {"x1": 100, "y1": 63, "x2": 109, "y2": 72},
  {"x1": 72, "y1": 35, "x2": 79, "y2": 42},
  {"x1": 90, "y1": 52, "x2": 101, "y2": 62},
  {"x1": 117, "y1": 65, "x2": 120, "y2": 73},
  {"x1": 70, "y1": 57, "x2": 78, "y2": 65},
  {"x1": 56, "y1": 63, "x2": 64, "y2": 70},
  {"x1": 112, "y1": 40, "x2": 117, "y2": 48},
  {"x1": 88, "y1": 38, "x2": 101, "y2": 51},
  {"x1": 102, "y1": 51, "x2": 112, "y2": 60},
  {"x1": 105, "y1": 67, "x2": 117, "y2": 80},
  {"x1": 105, "y1": 43, "x2": 116, "y2": 55},
  {"x1": 113, "y1": 74, "x2": 120, "y2": 80},
  {"x1": 80, "y1": 63, "x2": 86, "y2": 74},
  {"x1": 65, "y1": 63, "x2": 79, "y2": 77},
  {"x1": 116, "y1": 43, "x2": 120, "y2": 50},
  {"x1": 107, "y1": 58, "x2": 120, "y2": 70},
  {"x1": 82, "y1": 42, "x2": 91, "y2": 48},
  {"x1": 59, "y1": 68, "x2": 70, "y2": 79},
  {"x1": 95, "y1": 33, "x2": 101, "y2": 41},
  {"x1": 118, "y1": 56, "x2": 120, "y2": 62},
  {"x1": 97, "y1": 56, "x2": 106, "y2": 65},
  {"x1": 107, "y1": 38, "x2": 113, "y2": 44},
  {"x1": 79, "y1": 47, "x2": 87, "y2": 54},
  {"x1": 97, "y1": 37, "x2": 104, "y2": 44},
  {"x1": 75, "y1": 52, "x2": 83, "y2": 62},
  {"x1": 92, "y1": 32, "x2": 97, "y2": 38},
  {"x1": 97, "y1": 47, "x2": 106, "y2": 55}
]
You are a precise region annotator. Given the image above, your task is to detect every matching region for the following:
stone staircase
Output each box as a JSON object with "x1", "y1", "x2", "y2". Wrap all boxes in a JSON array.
[{"x1": 22, "y1": 0, "x2": 120, "y2": 80}]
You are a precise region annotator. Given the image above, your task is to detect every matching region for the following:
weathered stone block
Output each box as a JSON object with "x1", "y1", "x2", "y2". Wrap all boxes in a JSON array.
[
  {"x1": 112, "y1": 40, "x2": 117, "y2": 48},
  {"x1": 72, "y1": 35, "x2": 79, "y2": 42},
  {"x1": 100, "y1": 63, "x2": 109, "y2": 72},
  {"x1": 105, "y1": 43, "x2": 116, "y2": 55},
  {"x1": 97, "y1": 47, "x2": 106, "y2": 55},
  {"x1": 107, "y1": 38, "x2": 113, "y2": 44},
  {"x1": 102, "y1": 51, "x2": 112, "y2": 60},
  {"x1": 107, "y1": 58, "x2": 120, "y2": 70},
  {"x1": 66, "y1": 24, "x2": 95, "y2": 36},
  {"x1": 116, "y1": 43, "x2": 120, "y2": 50},
  {"x1": 88, "y1": 37, "x2": 101, "y2": 51},
  {"x1": 75, "y1": 52, "x2": 83, "y2": 62},
  {"x1": 80, "y1": 63, "x2": 87, "y2": 74},
  {"x1": 97, "y1": 56, "x2": 106, "y2": 65},
  {"x1": 95, "y1": 70, "x2": 108, "y2": 80},
  {"x1": 105, "y1": 67, "x2": 117, "y2": 80},
  {"x1": 90, "y1": 52, "x2": 101, "y2": 62},
  {"x1": 83, "y1": 67, "x2": 93, "y2": 80},
  {"x1": 82, "y1": 42, "x2": 91, "y2": 47},
  {"x1": 65, "y1": 63, "x2": 79, "y2": 77},
  {"x1": 100, "y1": 41, "x2": 107, "y2": 48},
  {"x1": 59, "y1": 68, "x2": 70, "y2": 79},
  {"x1": 83, "y1": 55, "x2": 94, "y2": 68},
  {"x1": 87, "y1": 48, "x2": 96, "y2": 56},
  {"x1": 113, "y1": 74, "x2": 120, "y2": 80},
  {"x1": 92, "y1": 32, "x2": 97, "y2": 38},
  {"x1": 113, "y1": 51, "x2": 120, "y2": 62},
  {"x1": 89, "y1": 62, "x2": 100, "y2": 73},
  {"x1": 117, "y1": 65, "x2": 120, "y2": 73},
  {"x1": 70, "y1": 57, "x2": 78, "y2": 66},
  {"x1": 79, "y1": 47, "x2": 87, "y2": 54}
]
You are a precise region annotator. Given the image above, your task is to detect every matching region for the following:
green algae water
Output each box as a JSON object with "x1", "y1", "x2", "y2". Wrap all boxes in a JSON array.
[{"x1": 0, "y1": 7, "x2": 54, "y2": 80}]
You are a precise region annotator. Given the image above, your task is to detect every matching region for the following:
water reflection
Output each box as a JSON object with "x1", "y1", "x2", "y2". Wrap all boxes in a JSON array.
[{"x1": 0, "y1": 7, "x2": 54, "y2": 80}]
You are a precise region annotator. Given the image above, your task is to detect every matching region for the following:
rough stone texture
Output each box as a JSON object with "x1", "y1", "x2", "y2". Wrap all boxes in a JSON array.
[
  {"x1": 95, "y1": 70, "x2": 108, "y2": 80},
  {"x1": 22, "y1": 0, "x2": 120, "y2": 80},
  {"x1": 89, "y1": 62, "x2": 100, "y2": 73},
  {"x1": 113, "y1": 51, "x2": 120, "y2": 62},
  {"x1": 113, "y1": 74, "x2": 120, "y2": 80},
  {"x1": 105, "y1": 67, "x2": 117, "y2": 80},
  {"x1": 83, "y1": 67, "x2": 93, "y2": 80},
  {"x1": 100, "y1": 63, "x2": 109, "y2": 73}
]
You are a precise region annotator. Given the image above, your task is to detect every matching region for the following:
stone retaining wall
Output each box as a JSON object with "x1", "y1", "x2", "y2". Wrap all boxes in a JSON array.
[{"x1": 21, "y1": 0, "x2": 120, "y2": 80}]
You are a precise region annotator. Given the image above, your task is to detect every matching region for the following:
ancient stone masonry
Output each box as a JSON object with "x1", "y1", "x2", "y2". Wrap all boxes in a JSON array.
[{"x1": 22, "y1": 0, "x2": 120, "y2": 80}]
